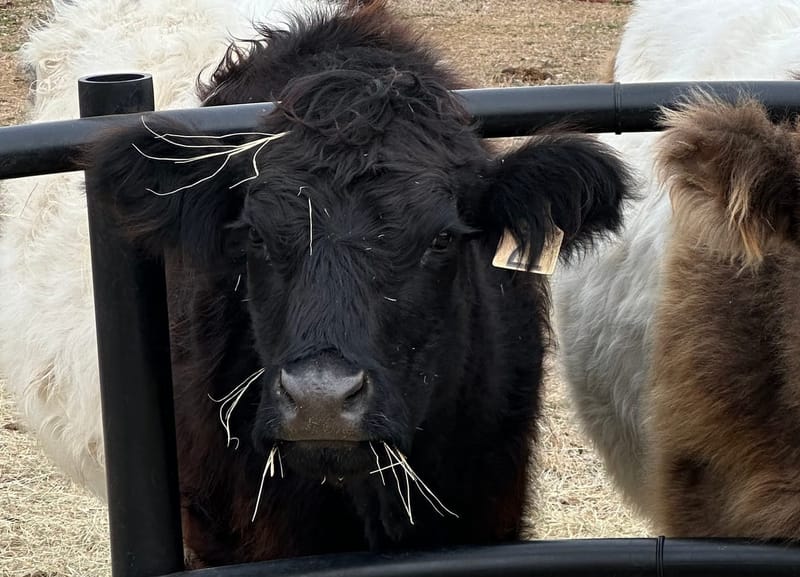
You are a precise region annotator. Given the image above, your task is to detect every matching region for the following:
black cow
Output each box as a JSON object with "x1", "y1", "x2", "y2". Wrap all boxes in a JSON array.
[{"x1": 88, "y1": 1, "x2": 630, "y2": 567}]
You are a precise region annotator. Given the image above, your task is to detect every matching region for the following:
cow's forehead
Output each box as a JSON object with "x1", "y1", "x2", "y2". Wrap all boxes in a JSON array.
[
  {"x1": 255, "y1": 92, "x2": 487, "y2": 175},
  {"x1": 245, "y1": 171, "x2": 460, "y2": 231}
]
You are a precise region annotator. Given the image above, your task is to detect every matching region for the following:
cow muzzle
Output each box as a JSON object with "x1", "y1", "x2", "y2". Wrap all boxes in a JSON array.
[{"x1": 276, "y1": 354, "x2": 371, "y2": 442}]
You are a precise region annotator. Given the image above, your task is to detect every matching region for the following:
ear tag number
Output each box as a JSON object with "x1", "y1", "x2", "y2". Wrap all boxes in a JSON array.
[{"x1": 492, "y1": 226, "x2": 564, "y2": 275}]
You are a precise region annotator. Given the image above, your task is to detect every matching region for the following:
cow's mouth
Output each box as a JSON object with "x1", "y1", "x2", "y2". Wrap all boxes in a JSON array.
[
  {"x1": 253, "y1": 438, "x2": 415, "y2": 484},
  {"x1": 270, "y1": 439, "x2": 383, "y2": 480},
  {"x1": 252, "y1": 439, "x2": 460, "y2": 526}
]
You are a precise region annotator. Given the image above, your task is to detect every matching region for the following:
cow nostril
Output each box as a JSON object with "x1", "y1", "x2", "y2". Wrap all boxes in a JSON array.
[
  {"x1": 277, "y1": 369, "x2": 298, "y2": 407},
  {"x1": 343, "y1": 371, "x2": 367, "y2": 403}
]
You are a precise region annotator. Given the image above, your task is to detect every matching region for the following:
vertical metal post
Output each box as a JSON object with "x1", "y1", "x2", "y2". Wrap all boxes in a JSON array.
[{"x1": 79, "y1": 73, "x2": 184, "y2": 577}]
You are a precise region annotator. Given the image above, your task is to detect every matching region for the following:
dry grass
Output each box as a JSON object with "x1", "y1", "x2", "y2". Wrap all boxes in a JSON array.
[
  {"x1": 0, "y1": 0, "x2": 649, "y2": 575},
  {"x1": 0, "y1": 0, "x2": 49, "y2": 126},
  {"x1": 531, "y1": 363, "x2": 650, "y2": 539},
  {"x1": 393, "y1": 0, "x2": 627, "y2": 86},
  {"x1": 0, "y1": 393, "x2": 110, "y2": 577}
]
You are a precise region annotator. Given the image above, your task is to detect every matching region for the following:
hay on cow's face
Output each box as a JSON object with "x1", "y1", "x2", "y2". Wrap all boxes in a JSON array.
[
  {"x1": 132, "y1": 117, "x2": 289, "y2": 197},
  {"x1": 208, "y1": 367, "x2": 265, "y2": 450},
  {"x1": 296, "y1": 187, "x2": 314, "y2": 256}
]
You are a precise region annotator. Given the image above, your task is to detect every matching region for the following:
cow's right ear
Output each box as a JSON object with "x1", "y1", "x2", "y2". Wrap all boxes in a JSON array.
[{"x1": 82, "y1": 116, "x2": 251, "y2": 266}]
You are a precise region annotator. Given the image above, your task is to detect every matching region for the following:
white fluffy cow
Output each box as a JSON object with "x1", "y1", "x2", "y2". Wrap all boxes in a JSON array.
[{"x1": 0, "y1": 0, "x2": 316, "y2": 500}]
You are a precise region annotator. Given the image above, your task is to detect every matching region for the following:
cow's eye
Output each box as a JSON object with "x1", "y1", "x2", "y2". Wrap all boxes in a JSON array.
[
  {"x1": 247, "y1": 226, "x2": 271, "y2": 261},
  {"x1": 248, "y1": 226, "x2": 264, "y2": 246},
  {"x1": 430, "y1": 231, "x2": 453, "y2": 251}
]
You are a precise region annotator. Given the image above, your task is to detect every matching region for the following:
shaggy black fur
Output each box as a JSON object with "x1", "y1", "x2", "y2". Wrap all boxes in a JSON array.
[{"x1": 86, "y1": 1, "x2": 631, "y2": 566}]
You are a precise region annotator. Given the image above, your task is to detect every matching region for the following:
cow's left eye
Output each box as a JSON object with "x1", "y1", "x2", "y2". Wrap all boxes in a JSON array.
[
  {"x1": 248, "y1": 227, "x2": 264, "y2": 246},
  {"x1": 430, "y1": 231, "x2": 453, "y2": 251},
  {"x1": 247, "y1": 226, "x2": 271, "y2": 262}
]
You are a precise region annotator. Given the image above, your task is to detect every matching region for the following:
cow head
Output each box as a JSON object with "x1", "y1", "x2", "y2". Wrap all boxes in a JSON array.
[{"x1": 87, "y1": 11, "x2": 629, "y2": 483}]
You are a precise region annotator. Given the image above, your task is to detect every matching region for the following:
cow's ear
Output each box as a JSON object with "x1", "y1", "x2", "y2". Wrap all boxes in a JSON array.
[
  {"x1": 657, "y1": 98, "x2": 800, "y2": 264},
  {"x1": 82, "y1": 116, "x2": 251, "y2": 266},
  {"x1": 473, "y1": 133, "x2": 632, "y2": 266}
]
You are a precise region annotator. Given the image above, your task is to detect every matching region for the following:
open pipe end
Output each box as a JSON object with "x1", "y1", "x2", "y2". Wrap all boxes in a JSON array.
[
  {"x1": 79, "y1": 72, "x2": 152, "y2": 84},
  {"x1": 78, "y1": 73, "x2": 155, "y2": 118}
]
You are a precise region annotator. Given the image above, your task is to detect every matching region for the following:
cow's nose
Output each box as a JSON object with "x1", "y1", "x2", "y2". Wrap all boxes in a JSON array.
[{"x1": 277, "y1": 356, "x2": 370, "y2": 442}]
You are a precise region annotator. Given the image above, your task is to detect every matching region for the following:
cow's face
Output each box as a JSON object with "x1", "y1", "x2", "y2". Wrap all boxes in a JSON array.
[
  {"x1": 238, "y1": 192, "x2": 467, "y2": 476},
  {"x1": 89, "y1": 69, "x2": 630, "y2": 480},
  {"x1": 225, "y1": 91, "x2": 488, "y2": 478}
]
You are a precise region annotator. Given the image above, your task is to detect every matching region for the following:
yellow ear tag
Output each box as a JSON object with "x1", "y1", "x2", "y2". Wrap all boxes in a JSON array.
[{"x1": 492, "y1": 226, "x2": 564, "y2": 275}]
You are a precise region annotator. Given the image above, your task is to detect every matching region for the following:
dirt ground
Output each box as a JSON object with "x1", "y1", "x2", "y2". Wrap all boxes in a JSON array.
[{"x1": 0, "y1": 0, "x2": 649, "y2": 575}]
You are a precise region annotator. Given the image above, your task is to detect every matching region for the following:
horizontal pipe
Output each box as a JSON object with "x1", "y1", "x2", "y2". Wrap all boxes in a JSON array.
[
  {"x1": 162, "y1": 539, "x2": 800, "y2": 577},
  {"x1": 2, "y1": 81, "x2": 800, "y2": 180}
]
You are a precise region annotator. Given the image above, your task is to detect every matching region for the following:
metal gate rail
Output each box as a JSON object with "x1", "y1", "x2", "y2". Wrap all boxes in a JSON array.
[{"x1": 3, "y1": 80, "x2": 800, "y2": 179}]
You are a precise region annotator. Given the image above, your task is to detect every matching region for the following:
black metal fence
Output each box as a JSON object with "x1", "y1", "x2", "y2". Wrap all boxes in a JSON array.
[{"x1": 2, "y1": 76, "x2": 800, "y2": 577}]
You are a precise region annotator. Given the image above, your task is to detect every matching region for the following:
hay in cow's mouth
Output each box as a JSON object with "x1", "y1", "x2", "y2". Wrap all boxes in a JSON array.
[
  {"x1": 369, "y1": 441, "x2": 459, "y2": 525},
  {"x1": 208, "y1": 362, "x2": 458, "y2": 526},
  {"x1": 246, "y1": 439, "x2": 458, "y2": 526},
  {"x1": 252, "y1": 444, "x2": 284, "y2": 522}
]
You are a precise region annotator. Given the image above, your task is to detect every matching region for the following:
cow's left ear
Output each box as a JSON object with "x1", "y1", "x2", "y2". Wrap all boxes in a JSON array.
[{"x1": 470, "y1": 133, "x2": 632, "y2": 266}]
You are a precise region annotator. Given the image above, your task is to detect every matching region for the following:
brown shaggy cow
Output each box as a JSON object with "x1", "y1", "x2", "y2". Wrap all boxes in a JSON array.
[{"x1": 647, "y1": 96, "x2": 800, "y2": 538}]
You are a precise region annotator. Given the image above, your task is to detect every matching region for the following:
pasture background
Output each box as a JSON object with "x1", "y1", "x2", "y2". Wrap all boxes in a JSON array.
[{"x1": 0, "y1": 0, "x2": 648, "y2": 575}]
